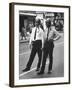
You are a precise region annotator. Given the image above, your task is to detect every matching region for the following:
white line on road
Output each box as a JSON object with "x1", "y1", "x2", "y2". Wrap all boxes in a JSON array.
[
  {"x1": 19, "y1": 61, "x2": 49, "y2": 77},
  {"x1": 19, "y1": 42, "x2": 64, "y2": 77},
  {"x1": 19, "y1": 68, "x2": 36, "y2": 77},
  {"x1": 19, "y1": 42, "x2": 64, "y2": 56}
]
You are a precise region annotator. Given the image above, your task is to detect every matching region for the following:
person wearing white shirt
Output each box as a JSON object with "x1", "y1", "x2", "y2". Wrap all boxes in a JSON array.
[
  {"x1": 38, "y1": 19, "x2": 61, "y2": 75},
  {"x1": 22, "y1": 18, "x2": 44, "y2": 72}
]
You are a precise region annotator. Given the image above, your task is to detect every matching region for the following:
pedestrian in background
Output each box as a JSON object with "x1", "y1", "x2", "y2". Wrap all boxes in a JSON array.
[
  {"x1": 21, "y1": 27, "x2": 27, "y2": 40},
  {"x1": 22, "y1": 17, "x2": 44, "y2": 72}
]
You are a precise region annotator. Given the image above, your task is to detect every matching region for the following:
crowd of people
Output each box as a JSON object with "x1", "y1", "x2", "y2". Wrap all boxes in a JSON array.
[{"x1": 22, "y1": 17, "x2": 62, "y2": 74}]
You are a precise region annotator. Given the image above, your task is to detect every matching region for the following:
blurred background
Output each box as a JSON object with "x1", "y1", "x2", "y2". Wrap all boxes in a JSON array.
[{"x1": 19, "y1": 11, "x2": 64, "y2": 42}]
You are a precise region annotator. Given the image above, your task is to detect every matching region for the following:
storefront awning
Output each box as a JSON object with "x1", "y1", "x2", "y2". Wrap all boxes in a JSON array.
[{"x1": 19, "y1": 12, "x2": 36, "y2": 17}]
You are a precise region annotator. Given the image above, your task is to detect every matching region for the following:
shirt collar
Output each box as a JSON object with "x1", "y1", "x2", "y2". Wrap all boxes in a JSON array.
[{"x1": 35, "y1": 26, "x2": 41, "y2": 31}]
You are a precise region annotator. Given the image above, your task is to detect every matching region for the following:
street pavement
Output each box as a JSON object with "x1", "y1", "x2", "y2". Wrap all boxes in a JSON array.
[{"x1": 19, "y1": 33, "x2": 64, "y2": 79}]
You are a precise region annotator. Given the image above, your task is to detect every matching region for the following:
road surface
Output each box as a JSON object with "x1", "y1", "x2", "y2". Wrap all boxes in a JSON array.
[{"x1": 19, "y1": 33, "x2": 64, "y2": 79}]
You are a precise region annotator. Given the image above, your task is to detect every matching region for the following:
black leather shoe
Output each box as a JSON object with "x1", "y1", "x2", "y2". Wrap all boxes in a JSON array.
[
  {"x1": 37, "y1": 71, "x2": 44, "y2": 75},
  {"x1": 48, "y1": 70, "x2": 52, "y2": 74},
  {"x1": 36, "y1": 68, "x2": 40, "y2": 71},
  {"x1": 22, "y1": 68, "x2": 30, "y2": 72}
]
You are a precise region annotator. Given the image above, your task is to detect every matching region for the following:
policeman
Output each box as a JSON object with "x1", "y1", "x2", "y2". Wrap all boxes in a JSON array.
[
  {"x1": 22, "y1": 17, "x2": 44, "y2": 72},
  {"x1": 37, "y1": 19, "x2": 61, "y2": 74}
]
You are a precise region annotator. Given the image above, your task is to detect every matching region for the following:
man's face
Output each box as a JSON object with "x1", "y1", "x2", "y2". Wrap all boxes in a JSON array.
[
  {"x1": 46, "y1": 20, "x2": 51, "y2": 28},
  {"x1": 35, "y1": 19, "x2": 40, "y2": 27}
]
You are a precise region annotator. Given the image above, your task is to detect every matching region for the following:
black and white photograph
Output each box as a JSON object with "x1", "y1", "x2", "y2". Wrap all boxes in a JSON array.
[
  {"x1": 9, "y1": 3, "x2": 70, "y2": 87},
  {"x1": 19, "y1": 11, "x2": 64, "y2": 79}
]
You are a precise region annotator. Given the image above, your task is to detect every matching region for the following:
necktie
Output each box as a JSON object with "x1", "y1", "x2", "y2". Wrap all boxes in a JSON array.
[
  {"x1": 47, "y1": 28, "x2": 50, "y2": 40},
  {"x1": 34, "y1": 28, "x2": 37, "y2": 40}
]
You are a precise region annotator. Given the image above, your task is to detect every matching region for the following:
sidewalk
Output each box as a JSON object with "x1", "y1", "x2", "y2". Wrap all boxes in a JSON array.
[
  {"x1": 19, "y1": 39, "x2": 29, "y2": 43},
  {"x1": 19, "y1": 32, "x2": 64, "y2": 43}
]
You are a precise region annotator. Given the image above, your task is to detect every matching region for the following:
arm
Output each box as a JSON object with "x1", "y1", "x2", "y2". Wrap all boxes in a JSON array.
[
  {"x1": 29, "y1": 33, "x2": 32, "y2": 45},
  {"x1": 41, "y1": 30, "x2": 45, "y2": 49},
  {"x1": 53, "y1": 30, "x2": 61, "y2": 41},
  {"x1": 53, "y1": 35, "x2": 61, "y2": 41},
  {"x1": 29, "y1": 28, "x2": 34, "y2": 49}
]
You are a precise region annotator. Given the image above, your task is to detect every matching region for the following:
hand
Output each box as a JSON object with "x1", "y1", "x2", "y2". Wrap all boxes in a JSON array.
[
  {"x1": 49, "y1": 39, "x2": 53, "y2": 42},
  {"x1": 53, "y1": 35, "x2": 61, "y2": 41},
  {"x1": 30, "y1": 44, "x2": 32, "y2": 49}
]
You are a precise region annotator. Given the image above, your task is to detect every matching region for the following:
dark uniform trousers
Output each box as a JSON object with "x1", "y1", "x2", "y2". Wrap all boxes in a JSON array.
[
  {"x1": 26, "y1": 40, "x2": 42, "y2": 69},
  {"x1": 40, "y1": 39, "x2": 54, "y2": 72}
]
